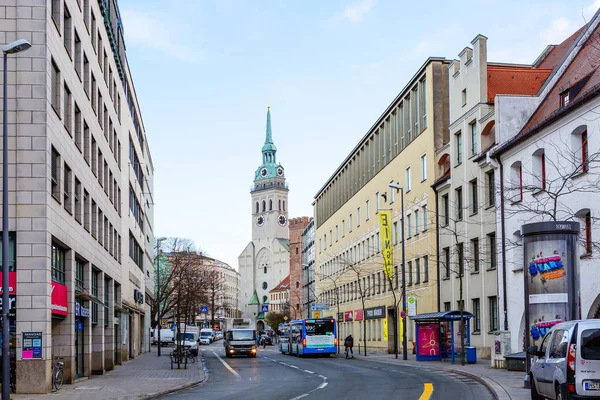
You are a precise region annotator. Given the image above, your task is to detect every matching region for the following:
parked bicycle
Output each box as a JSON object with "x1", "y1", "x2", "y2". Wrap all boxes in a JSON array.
[
  {"x1": 170, "y1": 347, "x2": 196, "y2": 369},
  {"x1": 52, "y1": 357, "x2": 64, "y2": 391}
]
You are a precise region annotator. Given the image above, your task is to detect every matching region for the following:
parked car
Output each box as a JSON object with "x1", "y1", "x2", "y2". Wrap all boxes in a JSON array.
[
  {"x1": 215, "y1": 331, "x2": 223, "y2": 340},
  {"x1": 259, "y1": 334, "x2": 272, "y2": 346},
  {"x1": 151, "y1": 328, "x2": 175, "y2": 347},
  {"x1": 528, "y1": 319, "x2": 600, "y2": 400},
  {"x1": 200, "y1": 328, "x2": 215, "y2": 345}
]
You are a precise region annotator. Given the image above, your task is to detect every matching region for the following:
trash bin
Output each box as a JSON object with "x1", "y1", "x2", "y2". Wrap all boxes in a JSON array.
[{"x1": 466, "y1": 347, "x2": 477, "y2": 363}]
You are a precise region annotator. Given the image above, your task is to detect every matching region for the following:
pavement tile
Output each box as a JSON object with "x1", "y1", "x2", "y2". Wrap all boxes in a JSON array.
[{"x1": 12, "y1": 348, "x2": 206, "y2": 400}]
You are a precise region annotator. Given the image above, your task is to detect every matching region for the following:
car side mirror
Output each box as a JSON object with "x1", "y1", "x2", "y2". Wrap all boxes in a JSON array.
[{"x1": 527, "y1": 345, "x2": 542, "y2": 357}]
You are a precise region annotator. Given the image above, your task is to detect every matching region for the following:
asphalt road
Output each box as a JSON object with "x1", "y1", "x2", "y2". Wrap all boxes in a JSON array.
[{"x1": 159, "y1": 341, "x2": 494, "y2": 400}]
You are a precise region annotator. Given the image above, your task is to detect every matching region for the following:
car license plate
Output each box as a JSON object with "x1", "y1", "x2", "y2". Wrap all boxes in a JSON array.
[{"x1": 585, "y1": 381, "x2": 600, "y2": 390}]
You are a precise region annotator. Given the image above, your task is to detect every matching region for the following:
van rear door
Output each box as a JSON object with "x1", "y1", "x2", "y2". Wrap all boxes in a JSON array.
[{"x1": 576, "y1": 325, "x2": 600, "y2": 396}]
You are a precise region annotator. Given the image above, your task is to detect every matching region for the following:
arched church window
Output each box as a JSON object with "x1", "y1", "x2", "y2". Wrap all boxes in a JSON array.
[
  {"x1": 278, "y1": 200, "x2": 281, "y2": 210},
  {"x1": 296, "y1": 281, "x2": 299, "y2": 289},
  {"x1": 283, "y1": 201, "x2": 286, "y2": 211},
  {"x1": 262, "y1": 282, "x2": 268, "y2": 290},
  {"x1": 263, "y1": 295, "x2": 268, "y2": 303},
  {"x1": 269, "y1": 200, "x2": 273, "y2": 210},
  {"x1": 264, "y1": 266, "x2": 267, "y2": 274},
  {"x1": 255, "y1": 202, "x2": 259, "y2": 213},
  {"x1": 262, "y1": 201, "x2": 266, "y2": 212}
]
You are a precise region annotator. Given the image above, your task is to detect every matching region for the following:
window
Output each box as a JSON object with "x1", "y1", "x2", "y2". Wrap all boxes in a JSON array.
[
  {"x1": 349, "y1": 214, "x2": 353, "y2": 232},
  {"x1": 129, "y1": 231, "x2": 143, "y2": 269},
  {"x1": 560, "y1": 90, "x2": 570, "y2": 108},
  {"x1": 487, "y1": 232, "x2": 497, "y2": 269},
  {"x1": 471, "y1": 238, "x2": 480, "y2": 273},
  {"x1": 422, "y1": 206, "x2": 428, "y2": 232},
  {"x1": 533, "y1": 149, "x2": 546, "y2": 190},
  {"x1": 486, "y1": 170, "x2": 495, "y2": 207},
  {"x1": 489, "y1": 296, "x2": 498, "y2": 331},
  {"x1": 91, "y1": 74, "x2": 97, "y2": 113},
  {"x1": 92, "y1": 269, "x2": 98, "y2": 324},
  {"x1": 393, "y1": 221, "x2": 398, "y2": 245},
  {"x1": 51, "y1": 0, "x2": 60, "y2": 29},
  {"x1": 510, "y1": 162, "x2": 523, "y2": 202},
  {"x1": 470, "y1": 179, "x2": 478, "y2": 215},
  {"x1": 406, "y1": 95, "x2": 412, "y2": 142},
  {"x1": 420, "y1": 154, "x2": 427, "y2": 181},
  {"x1": 75, "y1": 259, "x2": 85, "y2": 290},
  {"x1": 414, "y1": 209, "x2": 419, "y2": 234},
  {"x1": 442, "y1": 194, "x2": 449, "y2": 226},
  {"x1": 329, "y1": 230, "x2": 332, "y2": 246},
  {"x1": 74, "y1": 30, "x2": 82, "y2": 78},
  {"x1": 74, "y1": 103, "x2": 82, "y2": 150},
  {"x1": 423, "y1": 255, "x2": 429, "y2": 282},
  {"x1": 63, "y1": 6, "x2": 72, "y2": 55},
  {"x1": 457, "y1": 243, "x2": 464, "y2": 276},
  {"x1": 407, "y1": 213, "x2": 412, "y2": 238},
  {"x1": 413, "y1": 86, "x2": 419, "y2": 134},
  {"x1": 455, "y1": 131, "x2": 462, "y2": 165},
  {"x1": 357, "y1": 207, "x2": 361, "y2": 226},
  {"x1": 400, "y1": 103, "x2": 405, "y2": 149},
  {"x1": 415, "y1": 258, "x2": 421, "y2": 284},
  {"x1": 456, "y1": 187, "x2": 463, "y2": 220},
  {"x1": 51, "y1": 147, "x2": 60, "y2": 201},
  {"x1": 406, "y1": 167, "x2": 411, "y2": 192},
  {"x1": 470, "y1": 122, "x2": 477, "y2": 156},
  {"x1": 335, "y1": 225, "x2": 339, "y2": 242},
  {"x1": 472, "y1": 298, "x2": 481, "y2": 333},
  {"x1": 408, "y1": 261, "x2": 413, "y2": 286},
  {"x1": 74, "y1": 177, "x2": 82, "y2": 223},
  {"x1": 51, "y1": 242, "x2": 66, "y2": 284},
  {"x1": 462, "y1": 88, "x2": 467, "y2": 106},
  {"x1": 366, "y1": 200, "x2": 370, "y2": 220},
  {"x1": 421, "y1": 78, "x2": 427, "y2": 130},
  {"x1": 83, "y1": 54, "x2": 90, "y2": 96},
  {"x1": 63, "y1": 83, "x2": 72, "y2": 134},
  {"x1": 51, "y1": 59, "x2": 61, "y2": 115},
  {"x1": 84, "y1": 190, "x2": 90, "y2": 231},
  {"x1": 585, "y1": 211, "x2": 592, "y2": 254},
  {"x1": 83, "y1": 0, "x2": 90, "y2": 29},
  {"x1": 342, "y1": 220, "x2": 345, "y2": 237},
  {"x1": 375, "y1": 192, "x2": 379, "y2": 212},
  {"x1": 444, "y1": 302, "x2": 451, "y2": 312},
  {"x1": 104, "y1": 278, "x2": 110, "y2": 326},
  {"x1": 582, "y1": 129, "x2": 589, "y2": 173},
  {"x1": 91, "y1": 13, "x2": 97, "y2": 51}
]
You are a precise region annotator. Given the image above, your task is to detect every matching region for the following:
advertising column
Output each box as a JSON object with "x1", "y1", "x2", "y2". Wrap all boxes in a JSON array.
[{"x1": 522, "y1": 222, "x2": 580, "y2": 364}]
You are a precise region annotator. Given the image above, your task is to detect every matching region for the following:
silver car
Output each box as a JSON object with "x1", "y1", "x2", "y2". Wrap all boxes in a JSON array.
[{"x1": 528, "y1": 319, "x2": 600, "y2": 400}]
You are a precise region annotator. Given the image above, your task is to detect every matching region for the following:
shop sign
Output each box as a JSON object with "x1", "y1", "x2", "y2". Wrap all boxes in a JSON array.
[
  {"x1": 365, "y1": 306, "x2": 386, "y2": 320},
  {"x1": 0, "y1": 295, "x2": 16, "y2": 318},
  {"x1": 354, "y1": 309, "x2": 363, "y2": 321},
  {"x1": 51, "y1": 281, "x2": 68, "y2": 316},
  {"x1": 22, "y1": 331, "x2": 43, "y2": 359},
  {"x1": 407, "y1": 296, "x2": 417, "y2": 317},
  {"x1": 337, "y1": 312, "x2": 343, "y2": 320},
  {"x1": 133, "y1": 289, "x2": 144, "y2": 304},
  {"x1": 75, "y1": 302, "x2": 90, "y2": 318},
  {"x1": 0, "y1": 271, "x2": 17, "y2": 295},
  {"x1": 344, "y1": 311, "x2": 353, "y2": 321}
]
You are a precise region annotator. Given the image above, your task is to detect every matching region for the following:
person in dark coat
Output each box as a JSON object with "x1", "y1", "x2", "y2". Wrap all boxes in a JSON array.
[{"x1": 344, "y1": 334, "x2": 354, "y2": 358}]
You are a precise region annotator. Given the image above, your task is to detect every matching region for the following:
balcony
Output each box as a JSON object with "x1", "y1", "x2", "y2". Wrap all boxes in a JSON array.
[{"x1": 251, "y1": 181, "x2": 289, "y2": 192}]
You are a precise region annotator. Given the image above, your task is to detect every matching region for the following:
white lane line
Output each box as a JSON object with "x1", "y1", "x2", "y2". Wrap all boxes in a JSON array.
[
  {"x1": 212, "y1": 351, "x2": 241, "y2": 378},
  {"x1": 318, "y1": 375, "x2": 327, "y2": 379},
  {"x1": 304, "y1": 369, "x2": 314, "y2": 374},
  {"x1": 290, "y1": 365, "x2": 299, "y2": 369},
  {"x1": 290, "y1": 394, "x2": 309, "y2": 400},
  {"x1": 318, "y1": 382, "x2": 328, "y2": 389}
]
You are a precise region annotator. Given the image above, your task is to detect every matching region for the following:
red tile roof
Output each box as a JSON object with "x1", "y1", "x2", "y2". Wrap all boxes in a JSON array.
[
  {"x1": 487, "y1": 66, "x2": 552, "y2": 103},
  {"x1": 535, "y1": 26, "x2": 586, "y2": 70},
  {"x1": 270, "y1": 275, "x2": 290, "y2": 292},
  {"x1": 520, "y1": 23, "x2": 600, "y2": 135}
]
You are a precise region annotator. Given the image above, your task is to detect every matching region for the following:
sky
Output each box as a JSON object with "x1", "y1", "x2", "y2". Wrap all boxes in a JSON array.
[{"x1": 120, "y1": 0, "x2": 599, "y2": 270}]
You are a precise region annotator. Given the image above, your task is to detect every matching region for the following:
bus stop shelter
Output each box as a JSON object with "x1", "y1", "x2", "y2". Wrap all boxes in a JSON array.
[{"x1": 411, "y1": 310, "x2": 473, "y2": 364}]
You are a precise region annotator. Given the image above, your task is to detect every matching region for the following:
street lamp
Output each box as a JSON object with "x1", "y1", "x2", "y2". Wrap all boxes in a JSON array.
[
  {"x1": 389, "y1": 182, "x2": 407, "y2": 361},
  {"x1": 154, "y1": 237, "x2": 166, "y2": 356},
  {"x1": 2, "y1": 39, "x2": 31, "y2": 399}
]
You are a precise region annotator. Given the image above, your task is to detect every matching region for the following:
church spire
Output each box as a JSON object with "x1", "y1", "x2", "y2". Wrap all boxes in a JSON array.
[
  {"x1": 254, "y1": 106, "x2": 284, "y2": 181},
  {"x1": 265, "y1": 105, "x2": 273, "y2": 145}
]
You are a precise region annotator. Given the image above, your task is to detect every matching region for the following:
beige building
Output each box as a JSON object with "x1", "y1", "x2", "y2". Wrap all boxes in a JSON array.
[
  {"x1": 314, "y1": 58, "x2": 449, "y2": 353},
  {"x1": 1, "y1": 0, "x2": 154, "y2": 393},
  {"x1": 196, "y1": 256, "x2": 240, "y2": 321},
  {"x1": 269, "y1": 275, "x2": 290, "y2": 314}
]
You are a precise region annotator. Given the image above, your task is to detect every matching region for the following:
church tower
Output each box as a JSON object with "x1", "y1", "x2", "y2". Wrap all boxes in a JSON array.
[
  {"x1": 238, "y1": 107, "x2": 290, "y2": 326},
  {"x1": 251, "y1": 106, "x2": 289, "y2": 241}
]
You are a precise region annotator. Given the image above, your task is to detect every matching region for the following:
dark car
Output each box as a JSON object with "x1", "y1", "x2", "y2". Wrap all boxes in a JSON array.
[{"x1": 260, "y1": 334, "x2": 272, "y2": 345}]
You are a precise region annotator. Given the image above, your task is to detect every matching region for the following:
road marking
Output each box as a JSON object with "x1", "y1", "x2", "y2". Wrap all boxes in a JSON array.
[
  {"x1": 212, "y1": 351, "x2": 241, "y2": 378},
  {"x1": 418, "y1": 383, "x2": 434, "y2": 400},
  {"x1": 318, "y1": 375, "x2": 326, "y2": 379},
  {"x1": 290, "y1": 394, "x2": 309, "y2": 400},
  {"x1": 304, "y1": 369, "x2": 314, "y2": 374},
  {"x1": 318, "y1": 382, "x2": 328, "y2": 389}
]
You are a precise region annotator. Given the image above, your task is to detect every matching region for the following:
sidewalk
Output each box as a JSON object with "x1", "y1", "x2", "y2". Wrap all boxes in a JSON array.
[
  {"x1": 350, "y1": 350, "x2": 529, "y2": 400},
  {"x1": 12, "y1": 350, "x2": 206, "y2": 400}
]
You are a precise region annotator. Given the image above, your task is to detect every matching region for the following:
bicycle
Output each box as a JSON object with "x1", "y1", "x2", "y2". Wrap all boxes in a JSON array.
[{"x1": 52, "y1": 357, "x2": 64, "y2": 391}]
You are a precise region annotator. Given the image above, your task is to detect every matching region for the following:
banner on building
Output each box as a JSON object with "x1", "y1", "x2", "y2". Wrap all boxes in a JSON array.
[
  {"x1": 0, "y1": 271, "x2": 17, "y2": 295},
  {"x1": 51, "y1": 281, "x2": 68, "y2": 316},
  {"x1": 378, "y1": 210, "x2": 393, "y2": 280}
]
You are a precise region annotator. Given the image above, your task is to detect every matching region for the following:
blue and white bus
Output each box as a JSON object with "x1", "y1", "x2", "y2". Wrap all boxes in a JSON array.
[
  {"x1": 278, "y1": 323, "x2": 291, "y2": 354},
  {"x1": 284, "y1": 318, "x2": 337, "y2": 356}
]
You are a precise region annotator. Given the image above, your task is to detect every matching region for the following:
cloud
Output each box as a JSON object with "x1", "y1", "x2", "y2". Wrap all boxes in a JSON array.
[
  {"x1": 121, "y1": 9, "x2": 201, "y2": 63},
  {"x1": 334, "y1": 0, "x2": 375, "y2": 24}
]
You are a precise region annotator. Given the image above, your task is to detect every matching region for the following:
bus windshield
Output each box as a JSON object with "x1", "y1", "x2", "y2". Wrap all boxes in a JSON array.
[{"x1": 305, "y1": 320, "x2": 335, "y2": 336}]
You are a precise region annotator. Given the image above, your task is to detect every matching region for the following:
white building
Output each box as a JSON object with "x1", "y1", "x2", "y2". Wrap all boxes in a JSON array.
[
  {"x1": 0, "y1": 0, "x2": 154, "y2": 393},
  {"x1": 238, "y1": 108, "x2": 290, "y2": 330},
  {"x1": 490, "y1": 17, "x2": 600, "y2": 354}
]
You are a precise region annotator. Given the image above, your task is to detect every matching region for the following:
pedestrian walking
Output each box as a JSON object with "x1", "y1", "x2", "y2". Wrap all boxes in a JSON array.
[{"x1": 344, "y1": 334, "x2": 354, "y2": 359}]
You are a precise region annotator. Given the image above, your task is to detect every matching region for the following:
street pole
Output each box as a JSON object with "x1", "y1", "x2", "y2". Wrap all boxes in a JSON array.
[
  {"x1": 2, "y1": 51, "x2": 9, "y2": 400},
  {"x1": 2, "y1": 39, "x2": 31, "y2": 399},
  {"x1": 400, "y1": 188, "x2": 407, "y2": 361},
  {"x1": 157, "y1": 249, "x2": 161, "y2": 356}
]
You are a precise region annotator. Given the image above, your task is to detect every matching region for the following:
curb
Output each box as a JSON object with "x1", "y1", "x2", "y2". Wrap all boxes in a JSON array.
[{"x1": 355, "y1": 356, "x2": 506, "y2": 400}]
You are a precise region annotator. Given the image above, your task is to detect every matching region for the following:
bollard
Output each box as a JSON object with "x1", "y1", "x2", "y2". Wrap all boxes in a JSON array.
[{"x1": 358, "y1": 342, "x2": 361, "y2": 355}]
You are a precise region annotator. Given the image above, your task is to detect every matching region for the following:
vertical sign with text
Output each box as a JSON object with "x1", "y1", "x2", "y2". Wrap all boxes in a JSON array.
[{"x1": 378, "y1": 210, "x2": 393, "y2": 280}]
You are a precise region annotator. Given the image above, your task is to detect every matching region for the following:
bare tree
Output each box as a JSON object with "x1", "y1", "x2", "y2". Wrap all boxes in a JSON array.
[{"x1": 200, "y1": 264, "x2": 227, "y2": 329}]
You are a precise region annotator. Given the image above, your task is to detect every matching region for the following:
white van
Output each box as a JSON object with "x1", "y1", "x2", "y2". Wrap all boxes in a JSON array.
[
  {"x1": 178, "y1": 326, "x2": 199, "y2": 356},
  {"x1": 528, "y1": 319, "x2": 600, "y2": 400},
  {"x1": 200, "y1": 328, "x2": 215, "y2": 345},
  {"x1": 152, "y1": 328, "x2": 174, "y2": 346}
]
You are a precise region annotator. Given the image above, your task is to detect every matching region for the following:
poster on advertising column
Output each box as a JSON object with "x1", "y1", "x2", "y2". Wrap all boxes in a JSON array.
[{"x1": 522, "y1": 222, "x2": 579, "y2": 350}]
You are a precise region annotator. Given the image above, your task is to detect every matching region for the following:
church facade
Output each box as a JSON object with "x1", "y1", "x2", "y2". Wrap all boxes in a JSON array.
[{"x1": 238, "y1": 107, "x2": 291, "y2": 329}]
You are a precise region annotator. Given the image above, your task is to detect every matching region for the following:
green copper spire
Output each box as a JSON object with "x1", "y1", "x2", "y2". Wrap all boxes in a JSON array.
[{"x1": 254, "y1": 106, "x2": 285, "y2": 181}]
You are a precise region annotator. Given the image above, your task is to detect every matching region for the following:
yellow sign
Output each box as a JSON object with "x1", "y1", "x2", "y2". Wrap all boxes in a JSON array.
[
  {"x1": 399, "y1": 315, "x2": 404, "y2": 341},
  {"x1": 383, "y1": 318, "x2": 388, "y2": 341},
  {"x1": 378, "y1": 210, "x2": 394, "y2": 280},
  {"x1": 313, "y1": 311, "x2": 321, "y2": 318}
]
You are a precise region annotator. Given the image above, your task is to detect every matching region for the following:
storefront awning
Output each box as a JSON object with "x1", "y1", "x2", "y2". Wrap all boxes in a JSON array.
[{"x1": 411, "y1": 310, "x2": 473, "y2": 322}]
